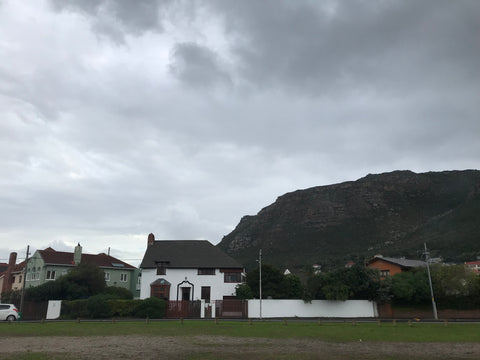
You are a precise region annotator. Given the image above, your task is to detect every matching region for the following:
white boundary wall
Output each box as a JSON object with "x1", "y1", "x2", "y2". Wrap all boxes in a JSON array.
[{"x1": 248, "y1": 300, "x2": 377, "y2": 318}]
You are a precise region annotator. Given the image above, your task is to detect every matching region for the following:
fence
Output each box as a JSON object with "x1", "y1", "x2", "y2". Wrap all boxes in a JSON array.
[
  {"x1": 20, "y1": 301, "x2": 48, "y2": 320},
  {"x1": 215, "y1": 299, "x2": 248, "y2": 318},
  {"x1": 166, "y1": 300, "x2": 201, "y2": 318}
]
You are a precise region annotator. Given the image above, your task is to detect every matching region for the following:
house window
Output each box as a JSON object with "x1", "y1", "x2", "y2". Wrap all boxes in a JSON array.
[
  {"x1": 201, "y1": 286, "x2": 211, "y2": 302},
  {"x1": 46, "y1": 270, "x2": 56, "y2": 280},
  {"x1": 380, "y1": 270, "x2": 390, "y2": 278},
  {"x1": 224, "y1": 272, "x2": 242, "y2": 283},
  {"x1": 105, "y1": 272, "x2": 111, "y2": 281},
  {"x1": 198, "y1": 268, "x2": 215, "y2": 275},
  {"x1": 120, "y1": 273, "x2": 128, "y2": 282},
  {"x1": 156, "y1": 262, "x2": 168, "y2": 275},
  {"x1": 18, "y1": 276, "x2": 22, "y2": 283}
]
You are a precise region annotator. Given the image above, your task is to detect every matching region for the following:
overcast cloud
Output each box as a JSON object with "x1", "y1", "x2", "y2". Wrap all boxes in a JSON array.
[{"x1": 1, "y1": 0, "x2": 479, "y2": 266}]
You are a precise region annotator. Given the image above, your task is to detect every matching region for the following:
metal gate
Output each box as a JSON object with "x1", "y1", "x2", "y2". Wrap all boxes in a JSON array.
[
  {"x1": 166, "y1": 300, "x2": 201, "y2": 318},
  {"x1": 215, "y1": 300, "x2": 248, "y2": 318}
]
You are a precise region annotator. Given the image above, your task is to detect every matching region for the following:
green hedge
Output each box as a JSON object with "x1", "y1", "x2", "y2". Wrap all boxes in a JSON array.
[{"x1": 61, "y1": 298, "x2": 166, "y2": 319}]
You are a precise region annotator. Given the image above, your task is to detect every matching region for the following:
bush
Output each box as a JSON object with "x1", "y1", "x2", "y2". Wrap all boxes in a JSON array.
[
  {"x1": 102, "y1": 286, "x2": 134, "y2": 300},
  {"x1": 108, "y1": 300, "x2": 142, "y2": 317},
  {"x1": 61, "y1": 297, "x2": 166, "y2": 319},
  {"x1": 60, "y1": 299, "x2": 89, "y2": 319},
  {"x1": 87, "y1": 295, "x2": 112, "y2": 318},
  {"x1": 133, "y1": 297, "x2": 166, "y2": 318}
]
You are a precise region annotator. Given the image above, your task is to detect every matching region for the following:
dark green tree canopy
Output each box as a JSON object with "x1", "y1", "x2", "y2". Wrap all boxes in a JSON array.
[
  {"x1": 303, "y1": 265, "x2": 387, "y2": 302},
  {"x1": 240, "y1": 264, "x2": 303, "y2": 299},
  {"x1": 26, "y1": 262, "x2": 107, "y2": 302}
]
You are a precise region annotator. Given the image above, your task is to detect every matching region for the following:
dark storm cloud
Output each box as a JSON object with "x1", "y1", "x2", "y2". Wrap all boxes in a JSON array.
[
  {"x1": 169, "y1": 42, "x2": 232, "y2": 88},
  {"x1": 207, "y1": 0, "x2": 480, "y2": 95}
]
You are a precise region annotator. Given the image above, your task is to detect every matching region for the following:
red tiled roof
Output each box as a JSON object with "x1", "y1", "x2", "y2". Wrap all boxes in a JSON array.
[
  {"x1": 38, "y1": 248, "x2": 135, "y2": 269},
  {"x1": 466, "y1": 261, "x2": 480, "y2": 266},
  {"x1": 12, "y1": 261, "x2": 25, "y2": 273}
]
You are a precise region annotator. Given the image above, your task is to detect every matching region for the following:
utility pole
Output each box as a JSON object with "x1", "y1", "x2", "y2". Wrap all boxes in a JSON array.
[
  {"x1": 19, "y1": 245, "x2": 30, "y2": 317},
  {"x1": 424, "y1": 243, "x2": 438, "y2": 320},
  {"x1": 259, "y1": 248, "x2": 262, "y2": 320}
]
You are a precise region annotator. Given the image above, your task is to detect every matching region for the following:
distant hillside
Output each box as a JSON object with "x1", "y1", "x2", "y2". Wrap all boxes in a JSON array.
[{"x1": 217, "y1": 170, "x2": 480, "y2": 271}]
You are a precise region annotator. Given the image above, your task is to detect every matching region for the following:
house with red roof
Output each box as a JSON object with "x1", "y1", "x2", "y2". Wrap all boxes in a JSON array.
[
  {"x1": 465, "y1": 261, "x2": 480, "y2": 274},
  {"x1": 25, "y1": 244, "x2": 140, "y2": 298},
  {"x1": 367, "y1": 255, "x2": 426, "y2": 279},
  {"x1": 0, "y1": 252, "x2": 26, "y2": 301}
]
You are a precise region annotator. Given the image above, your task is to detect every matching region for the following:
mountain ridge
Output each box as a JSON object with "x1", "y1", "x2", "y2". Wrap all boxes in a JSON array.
[{"x1": 217, "y1": 170, "x2": 480, "y2": 271}]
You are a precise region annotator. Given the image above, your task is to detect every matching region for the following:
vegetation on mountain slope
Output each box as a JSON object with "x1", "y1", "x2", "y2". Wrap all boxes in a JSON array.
[{"x1": 218, "y1": 170, "x2": 480, "y2": 272}]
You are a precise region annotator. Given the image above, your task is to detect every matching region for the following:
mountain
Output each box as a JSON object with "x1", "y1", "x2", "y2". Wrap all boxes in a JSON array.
[{"x1": 217, "y1": 170, "x2": 480, "y2": 272}]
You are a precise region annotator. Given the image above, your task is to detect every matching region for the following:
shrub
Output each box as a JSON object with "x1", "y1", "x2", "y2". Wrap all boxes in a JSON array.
[
  {"x1": 108, "y1": 300, "x2": 142, "y2": 317},
  {"x1": 87, "y1": 295, "x2": 112, "y2": 318},
  {"x1": 60, "y1": 299, "x2": 89, "y2": 319},
  {"x1": 133, "y1": 297, "x2": 166, "y2": 318},
  {"x1": 102, "y1": 286, "x2": 134, "y2": 300}
]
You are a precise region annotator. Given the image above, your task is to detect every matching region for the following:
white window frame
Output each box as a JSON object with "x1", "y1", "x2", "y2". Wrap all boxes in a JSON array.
[
  {"x1": 105, "y1": 272, "x2": 111, "y2": 282},
  {"x1": 46, "y1": 270, "x2": 56, "y2": 280},
  {"x1": 120, "y1": 273, "x2": 128, "y2": 282}
]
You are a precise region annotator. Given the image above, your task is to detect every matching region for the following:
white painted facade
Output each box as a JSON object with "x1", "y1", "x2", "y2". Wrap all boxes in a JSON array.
[
  {"x1": 140, "y1": 268, "x2": 241, "y2": 301},
  {"x1": 248, "y1": 300, "x2": 378, "y2": 318}
]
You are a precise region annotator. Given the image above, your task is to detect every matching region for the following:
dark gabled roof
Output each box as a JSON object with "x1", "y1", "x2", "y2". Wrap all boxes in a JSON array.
[
  {"x1": 37, "y1": 248, "x2": 136, "y2": 269},
  {"x1": 140, "y1": 240, "x2": 243, "y2": 269},
  {"x1": 369, "y1": 256, "x2": 426, "y2": 269}
]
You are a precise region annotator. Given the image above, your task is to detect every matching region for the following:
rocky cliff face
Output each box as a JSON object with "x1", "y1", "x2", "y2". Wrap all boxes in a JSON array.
[{"x1": 217, "y1": 170, "x2": 480, "y2": 271}]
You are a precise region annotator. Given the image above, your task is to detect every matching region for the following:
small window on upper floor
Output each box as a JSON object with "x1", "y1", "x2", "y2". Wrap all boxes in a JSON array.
[
  {"x1": 198, "y1": 268, "x2": 215, "y2": 275},
  {"x1": 224, "y1": 272, "x2": 242, "y2": 283},
  {"x1": 156, "y1": 262, "x2": 168, "y2": 275},
  {"x1": 105, "y1": 272, "x2": 111, "y2": 281},
  {"x1": 46, "y1": 270, "x2": 56, "y2": 280},
  {"x1": 120, "y1": 273, "x2": 128, "y2": 282}
]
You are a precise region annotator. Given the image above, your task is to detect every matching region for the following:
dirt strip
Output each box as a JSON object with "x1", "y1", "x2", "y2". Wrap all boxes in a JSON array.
[{"x1": 1, "y1": 335, "x2": 479, "y2": 360}]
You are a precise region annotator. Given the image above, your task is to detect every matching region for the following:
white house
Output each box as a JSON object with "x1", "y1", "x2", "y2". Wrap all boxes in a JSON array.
[{"x1": 139, "y1": 234, "x2": 245, "y2": 302}]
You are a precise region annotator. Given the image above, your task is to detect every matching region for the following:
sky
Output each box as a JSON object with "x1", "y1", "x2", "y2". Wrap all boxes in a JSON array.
[{"x1": 1, "y1": 0, "x2": 479, "y2": 267}]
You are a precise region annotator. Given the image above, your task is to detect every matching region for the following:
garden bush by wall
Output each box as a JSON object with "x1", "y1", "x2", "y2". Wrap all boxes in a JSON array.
[{"x1": 60, "y1": 298, "x2": 166, "y2": 319}]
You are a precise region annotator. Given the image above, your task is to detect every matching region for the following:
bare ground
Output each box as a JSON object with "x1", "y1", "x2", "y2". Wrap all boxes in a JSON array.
[{"x1": 1, "y1": 335, "x2": 479, "y2": 360}]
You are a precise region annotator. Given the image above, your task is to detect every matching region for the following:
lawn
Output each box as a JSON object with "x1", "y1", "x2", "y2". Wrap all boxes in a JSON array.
[
  {"x1": 1, "y1": 319, "x2": 479, "y2": 343},
  {"x1": 1, "y1": 320, "x2": 480, "y2": 360}
]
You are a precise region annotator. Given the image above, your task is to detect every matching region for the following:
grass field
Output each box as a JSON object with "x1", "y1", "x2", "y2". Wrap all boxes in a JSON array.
[
  {"x1": 1, "y1": 319, "x2": 480, "y2": 342},
  {"x1": 1, "y1": 320, "x2": 480, "y2": 360}
]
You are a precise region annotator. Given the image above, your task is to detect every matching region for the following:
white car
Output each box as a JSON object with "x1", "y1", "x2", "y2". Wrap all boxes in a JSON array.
[{"x1": 0, "y1": 304, "x2": 18, "y2": 321}]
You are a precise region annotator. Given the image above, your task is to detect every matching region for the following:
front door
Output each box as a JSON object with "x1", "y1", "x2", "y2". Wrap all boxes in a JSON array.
[
  {"x1": 181, "y1": 287, "x2": 191, "y2": 301},
  {"x1": 151, "y1": 284, "x2": 170, "y2": 300},
  {"x1": 201, "y1": 286, "x2": 211, "y2": 303}
]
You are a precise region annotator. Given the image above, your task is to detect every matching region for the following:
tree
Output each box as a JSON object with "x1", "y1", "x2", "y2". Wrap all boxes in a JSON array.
[
  {"x1": 235, "y1": 283, "x2": 254, "y2": 299},
  {"x1": 391, "y1": 269, "x2": 430, "y2": 305},
  {"x1": 246, "y1": 264, "x2": 304, "y2": 299},
  {"x1": 303, "y1": 265, "x2": 387, "y2": 302},
  {"x1": 67, "y1": 262, "x2": 106, "y2": 296},
  {"x1": 26, "y1": 262, "x2": 106, "y2": 301},
  {"x1": 432, "y1": 264, "x2": 480, "y2": 308}
]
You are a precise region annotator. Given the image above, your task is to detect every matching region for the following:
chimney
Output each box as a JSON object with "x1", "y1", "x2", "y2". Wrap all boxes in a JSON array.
[
  {"x1": 147, "y1": 233, "x2": 155, "y2": 246},
  {"x1": 74, "y1": 243, "x2": 82, "y2": 265},
  {"x1": 1, "y1": 252, "x2": 17, "y2": 293}
]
